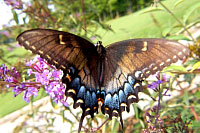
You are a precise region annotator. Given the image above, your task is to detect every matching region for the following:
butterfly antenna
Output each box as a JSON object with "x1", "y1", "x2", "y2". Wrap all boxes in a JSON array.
[{"x1": 93, "y1": 25, "x2": 112, "y2": 46}]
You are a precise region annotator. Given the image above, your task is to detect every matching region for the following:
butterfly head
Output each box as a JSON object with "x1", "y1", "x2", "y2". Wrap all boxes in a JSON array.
[{"x1": 95, "y1": 41, "x2": 105, "y2": 55}]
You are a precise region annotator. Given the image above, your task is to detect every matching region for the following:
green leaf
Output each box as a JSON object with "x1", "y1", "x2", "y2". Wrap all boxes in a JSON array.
[
  {"x1": 140, "y1": 7, "x2": 164, "y2": 14},
  {"x1": 111, "y1": 118, "x2": 119, "y2": 133},
  {"x1": 174, "y1": 0, "x2": 184, "y2": 8},
  {"x1": 185, "y1": 58, "x2": 199, "y2": 66},
  {"x1": 192, "y1": 121, "x2": 200, "y2": 128},
  {"x1": 50, "y1": 98, "x2": 58, "y2": 109},
  {"x1": 190, "y1": 61, "x2": 200, "y2": 72},
  {"x1": 183, "y1": 3, "x2": 200, "y2": 24},
  {"x1": 133, "y1": 104, "x2": 139, "y2": 119},
  {"x1": 183, "y1": 90, "x2": 189, "y2": 106},
  {"x1": 166, "y1": 34, "x2": 190, "y2": 40},
  {"x1": 163, "y1": 65, "x2": 188, "y2": 72},
  {"x1": 12, "y1": 10, "x2": 19, "y2": 24},
  {"x1": 69, "y1": 14, "x2": 77, "y2": 24}
]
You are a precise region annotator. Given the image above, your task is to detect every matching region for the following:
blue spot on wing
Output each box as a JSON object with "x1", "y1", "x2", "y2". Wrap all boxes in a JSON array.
[
  {"x1": 128, "y1": 76, "x2": 135, "y2": 85},
  {"x1": 118, "y1": 90, "x2": 127, "y2": 103},
  {"x1": 77, "y1": 86, "x2": 86, "y2": 99},
  {"x1": 70, "y1": 77, "x2": 81, "y2": 92},
  {"x1": 124, "y1": 83, "x2": 134, "y2": 97}
]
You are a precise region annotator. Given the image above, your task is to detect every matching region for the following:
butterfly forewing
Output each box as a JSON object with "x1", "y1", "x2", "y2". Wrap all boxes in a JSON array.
[
  {"x1": 104, "y1": 38, "x2": 189, "y2": 83},
  {"x1": 17, "y1": 29, "x2": 97, "y2": 71}
]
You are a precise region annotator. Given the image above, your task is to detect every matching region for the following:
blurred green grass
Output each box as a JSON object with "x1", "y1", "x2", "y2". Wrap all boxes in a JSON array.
[
  {"x1": 0, "y1": 0, "x2": 199, "y2": 118},
  {"x1": 95, "y1": 0, "x2": 199, "y2": 45}
]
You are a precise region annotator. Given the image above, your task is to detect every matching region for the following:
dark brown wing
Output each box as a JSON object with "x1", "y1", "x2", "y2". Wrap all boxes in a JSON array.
[
  {"x1": 104, "y1": 38, "x2": 189, "y2": 86},
  {"x1": 17, "y1": 29, "x2": 99, "y2": 133},
  {"x1": 101, "y1": 38, "x2": 189, "y2": 126},
  {"x1": 17, "y1": 29, "x2": 98, "y2": 70},
  {"x1": 17, "y1": 29, "x2": 99, "y2": 88}
]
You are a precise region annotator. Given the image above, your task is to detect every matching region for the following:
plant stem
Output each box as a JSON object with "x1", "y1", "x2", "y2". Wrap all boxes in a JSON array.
[
  {"x1": 154, "y1": 84, "x2": 161, "y2": 128},
  {"x1": 81, "y1": 0, "x2": 87, "y2": 35},
  {"x1": 93, "y1": 118, "x2": 109, "y2": 132}
]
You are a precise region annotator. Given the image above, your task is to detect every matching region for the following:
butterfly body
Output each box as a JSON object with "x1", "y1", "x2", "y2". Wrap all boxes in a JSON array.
[{"x1": 17, "y1": 29, "x2": 190, "y2": 132}]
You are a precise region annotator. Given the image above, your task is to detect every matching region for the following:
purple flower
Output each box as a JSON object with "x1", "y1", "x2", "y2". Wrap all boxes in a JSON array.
[
  {"x1": 1, "y1": 56, "x2": 68, "y2": 107},
  {"x1": 37, "y1": 69, "x2": 52, "y2": 85},
  {"x1": 23, "y1": 86, "x2": 38, "y2": 102},
  {"x1": 0, "y1": 64, "x2": 20, "y2": 83},
  {"x1": 90, "y1": 36, "x2": 96, "y2": 41},
  {"x1": 46, "y1": 81, "x2": 66, "y2": 104},
  {"x1": 75, "y1": 12, "x2": 81, "y2": 20},
  {"x1": 62, "y1": 101, "x2": 69, "y2": 107},
  {"x1": 52, "y1": 70, "x2": 63, "y2": 80},
  {"x1": 148, "y1": 72, "x2": 170, "y2": 90},
  {"x1": 27, "y1": 69, "x2": 33, "y2": 76},
  {"x1": 156, "y1": 80, "x2": 162, "y2": 84},
  {"x1": 148, "y1": 81, "x2": 159, "y2": 89},
  {"x1": 0, "y1": 30, "x2": 10, "y2": 37},
  {"x1": 4, "y1": 0, "x2": 23, "y2": 9}
]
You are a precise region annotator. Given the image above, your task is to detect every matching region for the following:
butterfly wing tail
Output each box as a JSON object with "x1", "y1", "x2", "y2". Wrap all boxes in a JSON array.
[{"x1": 78, "y1": 112, "x2": 85, "y2": 133}]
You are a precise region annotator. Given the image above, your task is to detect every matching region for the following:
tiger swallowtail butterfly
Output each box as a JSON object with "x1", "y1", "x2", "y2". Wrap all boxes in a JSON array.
[{"x1": 17, "y1": 29, "x2": 189, "y2": 132}]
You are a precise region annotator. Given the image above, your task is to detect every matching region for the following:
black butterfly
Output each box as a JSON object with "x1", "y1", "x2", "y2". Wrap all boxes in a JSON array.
[{"x1": 17, "y1": 29, "x2": 189, "y2": 132}]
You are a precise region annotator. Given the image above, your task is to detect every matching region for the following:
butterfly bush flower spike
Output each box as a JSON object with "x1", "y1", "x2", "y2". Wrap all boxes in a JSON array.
[
  {"x1": 148, "y1": 72, "x2": 170, "y2": 90},
  {"x1": 25, "y1": 57, "x2": 67, "y2": 106},
  {"x1": 0, "y1": 57, "x2": 68, "y2": 107}
]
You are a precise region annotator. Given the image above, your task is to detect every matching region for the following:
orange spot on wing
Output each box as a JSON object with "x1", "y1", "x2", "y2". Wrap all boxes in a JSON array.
[
  {"x1": 66, "y1": 74, "x2": 71, "y2": 82},
  {"x1": 97, "y1": 98, "x2": 104, "y2": 104}
]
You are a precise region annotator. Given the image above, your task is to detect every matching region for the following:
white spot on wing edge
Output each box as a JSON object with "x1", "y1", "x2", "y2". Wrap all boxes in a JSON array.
[
  {"x1": 46, "y1": 54, "x2": 51, "y2": 59},
  {"x1": 120, "y1": 103, "x2": 127, "y2": 107},
  {"x1": 38, "y1": 50, "x2": 43, "y2": 54},
  {"x1": 31, "y1": 46, "x2": 36, "y2": 50},
  {"x1": 25, "y1": 41, "x2": 30, "y2": 46},
  {"x1": 141, "y1": 41, "x2": 148, "y2": 51},
  {"x1": 53, "y1": 60, "x2": 59, "y2": 64},
  {"x1": 128, "y1": 95, "x2": 136, "y2": 100},
  {"x1": 135, "y1": 70, "x2": 142, "y2": 78},
  {"x1": 178, "y1": 52, "x2": 183, "y2": 56},
  {"x1": 159, "y1": 62, "x2": 164, "y2": 67},
  {"x1": 59, "y1": 35, "x2": 66, "y2": 44},
  {"x1": 67, "y1": 89, "x2": 76, "y2": 95},
  {"x1": 61, "y1": 65, "x2": 66, "y2": 69},
  {"x1": 153, "y1": 66, "x2": 158, "y2": 71},
  {"x1": 20, "y1": 37, "x2": 24, "y2": 41},
  {"x1": 166, "y1": 59, "x2": 171, "y2": 63},
  {"x1": 173, "y1": 55, "x2": 177, "y2": 59},
  {"x1": 183, "y1": 48, "x2": 187, "y2": 53},
  {"x1": 76, "y1": 99, "x2": 84, "y2": 103}
]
